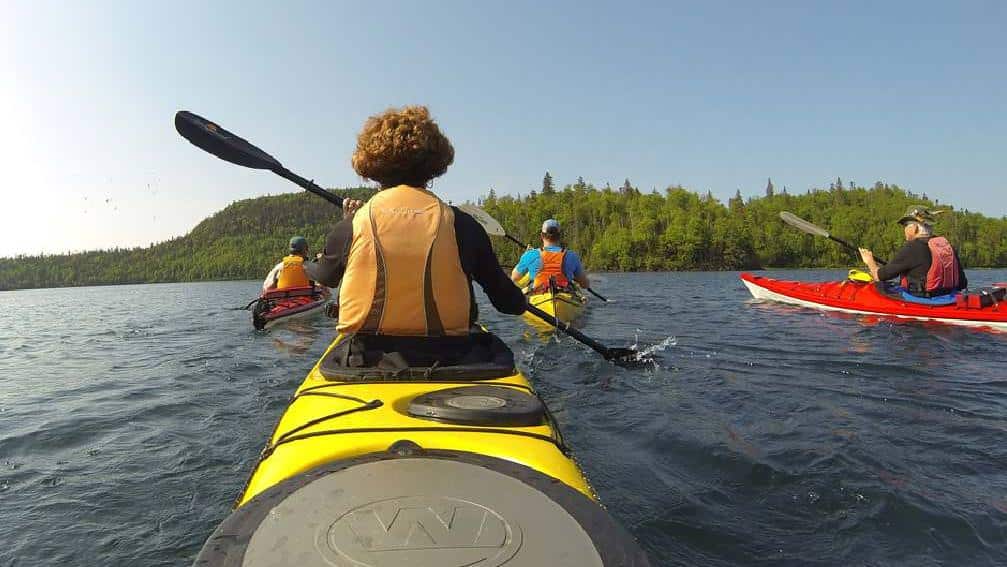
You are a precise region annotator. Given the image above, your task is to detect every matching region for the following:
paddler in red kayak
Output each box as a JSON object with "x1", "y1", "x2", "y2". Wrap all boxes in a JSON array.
[
  {"x1": 858, "y1": 206, "x2": 968, "y2": 297},
  {"x1": 262, "y1": 236, "x2": 323, "y2": 292},
  {"x1": 305, "y1": 106, "x2": 525, "y2": 358}
]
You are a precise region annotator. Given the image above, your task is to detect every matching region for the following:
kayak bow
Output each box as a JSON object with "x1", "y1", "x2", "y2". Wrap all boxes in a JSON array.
[
  {"x1": 522, "y1": 288, "x2": 588, "y2": 332},
  {"x1": 194, "y1": 333, "x2": 650, "y2": 566}
]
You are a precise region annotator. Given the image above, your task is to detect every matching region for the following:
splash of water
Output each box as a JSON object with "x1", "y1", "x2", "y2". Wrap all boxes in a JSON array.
[{"x1": 627, "y1": 333, "x2": 678, "y2": 367}]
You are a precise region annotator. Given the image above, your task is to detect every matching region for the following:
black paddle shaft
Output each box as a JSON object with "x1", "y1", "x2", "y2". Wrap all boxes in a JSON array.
[
  {"x1": 828, "y1": 235, "x2": 888, "y2": 265},
  {"x1": 524, "y1": 304, "x2": 637, "y2": 364},
  {"x1": 504, "y1": 234, "x2": 526, "y2": 248},
  {"x1": 273, "y1": 167, "x2": 343, "y2": 208},
  {"x1": 780, "y1": 211, "x2": 888, "y2": 266},
  {"x1": 175, "y1": 110, "x2": 343, "y2": 208}
]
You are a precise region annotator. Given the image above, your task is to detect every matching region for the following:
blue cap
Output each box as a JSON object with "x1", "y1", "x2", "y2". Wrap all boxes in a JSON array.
[{"x1": 541, "y1": 219, "x2": 561, "y2": 233}]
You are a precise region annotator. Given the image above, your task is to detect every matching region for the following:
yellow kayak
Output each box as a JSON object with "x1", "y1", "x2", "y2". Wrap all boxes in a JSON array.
[
  {"x1": 195, "y1": 332, "x2": 649, "y2": 566},
  {"x1": 522, "y1": 288, "x2": 588, "y2": 332}
]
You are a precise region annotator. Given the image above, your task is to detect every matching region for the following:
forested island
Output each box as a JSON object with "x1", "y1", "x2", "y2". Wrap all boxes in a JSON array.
[
  {"x1": 2, "y1": 178, "x2": 1005, "y2": 290},
  {"x1": 482, "y1": 175, "x2": 1007, "y2": 270}
]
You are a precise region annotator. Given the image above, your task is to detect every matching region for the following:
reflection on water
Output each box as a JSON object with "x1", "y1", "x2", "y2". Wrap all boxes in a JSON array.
[{"x1": 269, "y1": 322, "x2": 320, "y2": 355}]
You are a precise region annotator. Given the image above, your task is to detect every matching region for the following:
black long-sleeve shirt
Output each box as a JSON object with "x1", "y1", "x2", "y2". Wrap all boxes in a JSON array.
[
  {"x1": 305, "y1": 207, "x2": 526, "y2": 325},
  {"x1": 877, "y1": 237, "x2": 967, "y2": 294}
]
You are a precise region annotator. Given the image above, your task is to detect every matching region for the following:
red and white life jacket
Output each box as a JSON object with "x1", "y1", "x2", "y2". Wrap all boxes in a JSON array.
[
  {"x1": 901, "y1": 237, "x2": 961, "y2": 293},
  {"x1": 925, "y1": 237, "x2": 961, "y2": 292}
]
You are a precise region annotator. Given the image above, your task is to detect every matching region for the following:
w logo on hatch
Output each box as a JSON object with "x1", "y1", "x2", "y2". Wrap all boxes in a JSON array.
[{"x1": 323, "y1": 496, "x2": 522, "y2": 566}]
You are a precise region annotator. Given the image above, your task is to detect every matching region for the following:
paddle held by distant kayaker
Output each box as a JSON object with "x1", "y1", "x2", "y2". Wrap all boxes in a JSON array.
[
  {"x1": 262, "y1": 236, "x2": 319, "y2": 292},
  {"x1": 305, "y1": 105, "x2": 526, "y2": 339},
  {"x1": 858, "y1": 206, "x2": 967, "y2": 296},
  {"x1": 511, "y1": 219, "x2": 590, "y2": 293}
]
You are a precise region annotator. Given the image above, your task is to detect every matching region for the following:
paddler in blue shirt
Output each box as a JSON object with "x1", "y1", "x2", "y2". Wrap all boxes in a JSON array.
[{"x1": 510, "y1": 219, "x2": 590, "y2": 293}]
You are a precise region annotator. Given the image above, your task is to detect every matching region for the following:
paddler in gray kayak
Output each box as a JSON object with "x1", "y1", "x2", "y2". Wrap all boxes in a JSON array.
[{"x1": 858, "y1": 206, "x2": 967, "y2": 297}]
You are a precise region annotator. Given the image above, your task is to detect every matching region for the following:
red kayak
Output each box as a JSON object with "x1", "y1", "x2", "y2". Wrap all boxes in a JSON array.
[
  {"x1": 740, "y1": 273, "x2": 1007, "y2": 331},
  {"x1": 252, "y1": 286, "x2": 331, "y2": 330}
]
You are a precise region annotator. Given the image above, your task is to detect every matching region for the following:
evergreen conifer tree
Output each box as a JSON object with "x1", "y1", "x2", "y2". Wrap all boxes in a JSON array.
[{"x1": 542, "y1": 171, "x2": 555, "y2": 195}]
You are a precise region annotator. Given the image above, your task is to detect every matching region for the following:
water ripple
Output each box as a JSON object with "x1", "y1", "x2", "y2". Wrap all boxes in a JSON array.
[{"x1": 1, "y1": 273, "x2": 1005, "y2": 565}]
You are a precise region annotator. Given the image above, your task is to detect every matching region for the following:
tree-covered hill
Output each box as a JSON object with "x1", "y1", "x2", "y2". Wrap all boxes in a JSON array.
[
  {"x1": 482, "y1": 177, "x2": 1007, "y2": 271},
  {"x1": 2, "y1": 179, "x2": 1005, "y2": 291},
  {"x1": 0, "y1": 188, "x2": 375, "y2": 290}
]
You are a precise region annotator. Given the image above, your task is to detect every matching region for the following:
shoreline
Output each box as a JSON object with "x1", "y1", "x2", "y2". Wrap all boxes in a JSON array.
[{"x1": 5, "y1": 266, "x2": 1007, "y2": 293}]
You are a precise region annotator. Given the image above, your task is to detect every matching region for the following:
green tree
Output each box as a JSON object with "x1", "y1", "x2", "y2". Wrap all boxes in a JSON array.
[
  {"x1": 620, "y1": 178, "x2": 635, "y2": 195},
  {"x1": 542, "y1": 171, "x2": 555, "y2": 195}
]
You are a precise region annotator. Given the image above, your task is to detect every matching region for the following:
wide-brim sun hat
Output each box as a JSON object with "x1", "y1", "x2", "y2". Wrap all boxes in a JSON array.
[{"x1": 897, "y1": 206, "x2": 935, "y2": 225}]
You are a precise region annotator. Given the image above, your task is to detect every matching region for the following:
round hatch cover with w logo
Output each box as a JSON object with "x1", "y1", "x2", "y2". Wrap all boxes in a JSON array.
[
  {"x1": 324, "y1": 495, "x2": 521, "y2": 566},
  {"x1": 194, "y1": 451, "x2": 650, "y2": 566}
]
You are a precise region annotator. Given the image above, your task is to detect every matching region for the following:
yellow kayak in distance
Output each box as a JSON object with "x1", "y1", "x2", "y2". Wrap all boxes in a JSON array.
[
  {"x1": 194, "y1": 332, "x2": 649, "y2": 566},
  {"x1": 522, "y1": 287, "x2": 589, "y2": 333}
]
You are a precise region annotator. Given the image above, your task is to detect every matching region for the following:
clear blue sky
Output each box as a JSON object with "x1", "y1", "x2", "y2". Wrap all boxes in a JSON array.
[{"x1": 3, "y1": 0, "x2": 1004, "y2": 257}]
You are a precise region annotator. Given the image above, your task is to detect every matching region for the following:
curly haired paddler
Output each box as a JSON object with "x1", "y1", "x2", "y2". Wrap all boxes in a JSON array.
[{"x1": 306, "y1": 106, "x2": 526, "y2": 363}]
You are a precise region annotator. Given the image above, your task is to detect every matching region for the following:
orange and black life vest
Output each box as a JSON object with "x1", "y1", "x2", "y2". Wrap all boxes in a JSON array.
[
  {"x1": 532, "y1": 248, "x2": 570, "y2": 293},
  {"x1": 276, "y1": 255, "x2": 311, "y2": 289},
  {"x1": 337, "y1": 185, "x2": 471, "y2": 336}
]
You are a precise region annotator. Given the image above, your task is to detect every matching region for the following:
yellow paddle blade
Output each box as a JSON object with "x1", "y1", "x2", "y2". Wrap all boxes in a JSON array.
[{"x1": 458, "y1": 203, "x2": 507, "y2": 237}]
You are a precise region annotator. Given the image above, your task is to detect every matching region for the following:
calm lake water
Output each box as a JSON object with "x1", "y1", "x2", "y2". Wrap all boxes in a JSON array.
[{"x1": 1, "y1": 270, "x2": 1005, "y2": 566}]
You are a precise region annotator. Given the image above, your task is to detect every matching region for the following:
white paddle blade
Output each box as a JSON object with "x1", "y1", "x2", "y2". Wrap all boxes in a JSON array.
[
  {"x1": 779, "y1": 211, "x2": 830, "y2": 238},
  {"x1": 458, "y1": 203, "x2": 507, "y2": 237}
]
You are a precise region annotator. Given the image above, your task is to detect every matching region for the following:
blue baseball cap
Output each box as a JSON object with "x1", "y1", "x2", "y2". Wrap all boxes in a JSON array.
[
  {"x1": 541, "y1": 219, "x2": 561, "y2": 233},
  {"x1": 289, "y1": 236, "x2": 308, "y2": 252}
]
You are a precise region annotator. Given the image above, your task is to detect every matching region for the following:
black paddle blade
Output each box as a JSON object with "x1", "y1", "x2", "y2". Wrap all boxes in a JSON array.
[
  {"x1": 606, "y1": 347, "x2": 651, "y2": 368},
  {"x1": 175, "y1": 111, "x2": 282, "y2": 170}
]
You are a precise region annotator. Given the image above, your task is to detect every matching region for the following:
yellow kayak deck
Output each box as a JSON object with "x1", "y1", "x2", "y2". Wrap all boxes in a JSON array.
[
  {"x1": 522, "y1": 289, "x2": 588, "y2": 331},
  {"x1": 237, "y1": 336, "x2": 594, "y2": 507}
]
